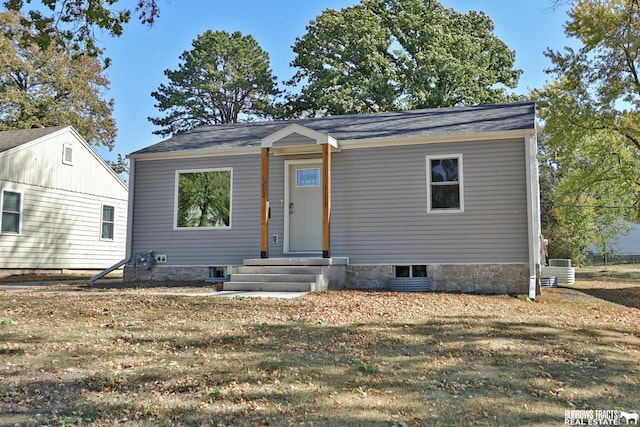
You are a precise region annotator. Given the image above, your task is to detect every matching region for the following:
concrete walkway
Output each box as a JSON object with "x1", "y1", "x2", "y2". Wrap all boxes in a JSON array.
[{"x1": 0, "y1": 281, "x2": 308, "y2": 299}]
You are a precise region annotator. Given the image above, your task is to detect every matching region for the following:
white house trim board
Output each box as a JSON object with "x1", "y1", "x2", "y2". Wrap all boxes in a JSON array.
[
  {"x1": 339, "y1": 129, "x2": 535, "y2": 150},
  {"x1": 525, "y1": 133, "x2": 542, "y2": 299},
  {"x1": 261, "y1": 124, "x2": 339, "y2": 149},
  {"x1": 129, "y1": 146, "x2": 262, "y2": 162}
]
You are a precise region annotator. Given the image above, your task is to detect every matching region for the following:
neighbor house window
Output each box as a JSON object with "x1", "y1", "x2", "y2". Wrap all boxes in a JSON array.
[
  {"x1": 1, "y1": 190, "x2": 22, "y2": 234},
  {"x1": 101, "y1": 205, "x2": 115, "y2": 240},
  {"x1": 426, "y1": 154, "x2": 464, "y2": 212},
  {"x1": 175, "y1": 169, "x2": 232, "y2": 229},
  {"x1": 62, "y1": 143, "x2": 73, "y2": 165}
]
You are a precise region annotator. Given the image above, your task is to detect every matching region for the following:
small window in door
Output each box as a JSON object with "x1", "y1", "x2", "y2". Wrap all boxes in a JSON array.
[{"x1": 296, "y1": 168, "x2": 320, "y2": 187}]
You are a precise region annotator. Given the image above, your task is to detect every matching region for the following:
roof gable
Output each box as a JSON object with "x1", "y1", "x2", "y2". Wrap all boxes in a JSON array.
[
  {"x1": 261, "y1": 124, "x2": 339, "y2": 155},
  {"x1": 0, "y1": 126, "x2": 128, "y2": 193}
]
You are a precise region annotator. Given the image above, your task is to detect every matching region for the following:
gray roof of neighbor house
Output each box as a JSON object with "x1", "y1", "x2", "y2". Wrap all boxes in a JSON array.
[
  {"x1": 132, "y1": 101, "x2": 535, "y2": 156},
  {"x1": 0, "y1": 126, "x2": 67, "y2": 154},
  {"x1": 0, "y1": 126, "x2": 65, "y2": 153}
]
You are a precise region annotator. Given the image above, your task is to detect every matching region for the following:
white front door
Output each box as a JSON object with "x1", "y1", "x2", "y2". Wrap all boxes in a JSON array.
[{"x1": 286, "y1": 160, "x2": 322, "y2": 253}]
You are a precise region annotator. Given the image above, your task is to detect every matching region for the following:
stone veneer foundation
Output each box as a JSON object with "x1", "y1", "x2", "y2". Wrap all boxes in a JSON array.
[
  {"x1": 125, "y1": 263, "x2": 530, "y2": 294},
  {"x1": 346, "y1": 264, "x2": 530, "y2": 294},
  {"x1": 124, "y1": 265, "x2": 210, "y2": 283}
]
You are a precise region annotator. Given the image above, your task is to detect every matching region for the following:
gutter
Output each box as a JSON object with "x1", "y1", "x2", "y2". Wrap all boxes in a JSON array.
[{"x1": 90, "y1": 158, "x2": 136, "y2": 283}]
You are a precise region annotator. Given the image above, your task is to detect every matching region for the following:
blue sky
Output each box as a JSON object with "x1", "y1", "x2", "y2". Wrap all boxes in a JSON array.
[{"x1": 95, "y1": 0, "x2": 574, "y2": 165}]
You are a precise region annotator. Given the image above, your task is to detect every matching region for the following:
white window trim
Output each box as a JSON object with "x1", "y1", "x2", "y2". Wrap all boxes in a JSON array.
[
  {"x1": 62, "y1": 143, "x2": 73, "y2": 165},
  {"x1": 100, "y1": 203, "x2": 115, "y2": 241},
  {"x1": 426, "y1": 153, "x2": 464, "y2": 214},
  {"x1": 1, "y1": 189, "x2": 24, "y2": 235},
  {"x1": 173, "y1": 168, "x2": 233, "y2": 231}
]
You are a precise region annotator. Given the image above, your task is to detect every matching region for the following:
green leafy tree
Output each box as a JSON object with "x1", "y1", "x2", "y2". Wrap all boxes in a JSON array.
[
  {"x1": 534, "y1": 0, "x2": 639, "y2": 260},
  {"x1": 538, "y1": 127, "x2": 630, "y2": 261},
  {"x1": 287, "y1": 0, "x2": 522, "y2": 116},
  {"x1": 0, "y1": 10, "x2": 116, "y2": 149},
  {"x1": 2, "y1": 0, "x2": 160, "y2": 55},
  {"x1": 107, "y1": 153, "x2": 129, "y2": 174},
  {"x1": 148, "y1": 30, "x2": 279, "y2": 137}
]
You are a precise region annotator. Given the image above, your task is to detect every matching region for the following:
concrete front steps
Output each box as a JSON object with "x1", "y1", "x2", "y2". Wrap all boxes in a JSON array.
[{"x1": 223, "y1": 257, "x2": 348, "y2": 292}]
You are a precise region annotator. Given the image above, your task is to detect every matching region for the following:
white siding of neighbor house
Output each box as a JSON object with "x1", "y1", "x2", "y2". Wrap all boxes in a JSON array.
[
  {"x1": 0, "y1": 128, "x2": 128, "y2": 269},
  {"x1": 131, "y1": 137, "x2": 529, "y2": 267}
]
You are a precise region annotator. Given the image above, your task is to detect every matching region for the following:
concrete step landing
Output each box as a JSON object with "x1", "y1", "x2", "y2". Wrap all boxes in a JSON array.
[{"x1": 223, "y1": 257, "x2": 348, "y2": 292}]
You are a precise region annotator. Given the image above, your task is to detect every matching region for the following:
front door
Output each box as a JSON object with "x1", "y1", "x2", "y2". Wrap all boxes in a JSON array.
[{"x1": 286, "y1": 161, "x2": 322, "y2": 253}]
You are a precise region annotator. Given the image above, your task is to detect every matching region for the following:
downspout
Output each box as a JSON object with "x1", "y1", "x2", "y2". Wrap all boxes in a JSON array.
[
  {"x1": 90, "y1": 157, "x2": 136, "y2": 283},
  {"x1": 525, "y1": 131, "x2": 542, "y2": 299}
]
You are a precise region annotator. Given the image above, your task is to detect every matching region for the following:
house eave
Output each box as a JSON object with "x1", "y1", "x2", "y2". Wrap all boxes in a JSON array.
[
  {"x1": 339, "y1": 129, "x2": 535, "y2": 150},
  {"x1": 129, "y1": 146, "x2": 262, "y2": 161},
  {"x1": 129, "y1": 128, "x2": 534, "y2": 161}
]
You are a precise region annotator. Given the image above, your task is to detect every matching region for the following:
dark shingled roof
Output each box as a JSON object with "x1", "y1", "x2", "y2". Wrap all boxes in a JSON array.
[
  {"x1": 0, "y1": 126, "x2": 66, "y2": 154},
  {"x1": 132, "y1": 101, "x2": 535, "y2": 156}
]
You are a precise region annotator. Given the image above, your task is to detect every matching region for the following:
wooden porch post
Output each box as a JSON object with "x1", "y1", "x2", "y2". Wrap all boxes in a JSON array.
[
  {"x1": 260, "y1": 147, "x2": 270, "y2": 258},
  {"x1": 322, "y1": 143, "x2": 331, "y2": 258}
]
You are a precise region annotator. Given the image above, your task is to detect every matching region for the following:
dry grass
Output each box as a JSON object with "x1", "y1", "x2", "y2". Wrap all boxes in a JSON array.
[
  {"x1": 576, "y1": 264, "x2": 640, "y2": 281},
  {"x1": 1, "y1": 272, "x2": 639, "y2": 426}
]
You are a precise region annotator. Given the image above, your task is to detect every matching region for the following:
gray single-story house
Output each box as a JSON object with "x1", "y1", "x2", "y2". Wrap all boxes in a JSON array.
[{"x1": 123, "y1": 101, "x2": 541, "y2": 295}]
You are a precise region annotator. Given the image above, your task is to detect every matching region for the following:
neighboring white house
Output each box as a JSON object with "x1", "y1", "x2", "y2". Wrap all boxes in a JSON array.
[{"x1": 0, "y1": 126, "x2": 128, "y2": 271}]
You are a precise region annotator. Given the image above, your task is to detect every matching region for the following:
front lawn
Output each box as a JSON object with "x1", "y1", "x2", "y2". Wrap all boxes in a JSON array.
[{"x1": 1, "y1": 277, "x2": 638, "y2": 426}]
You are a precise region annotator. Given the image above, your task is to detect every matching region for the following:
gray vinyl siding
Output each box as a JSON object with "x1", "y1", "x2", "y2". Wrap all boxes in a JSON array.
[
  {"x1": 329, "y1": 138, "x2": 528, "y2": 264},
  {"x1": 131, "y1": 155, "x2": 263, "y2": 265},
  {"x1": 131, "y1": 138, "x2": 529, "y2": 267}
]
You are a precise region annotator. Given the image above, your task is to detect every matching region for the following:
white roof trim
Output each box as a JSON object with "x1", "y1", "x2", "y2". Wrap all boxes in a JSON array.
[
  {"x1": 131, "y1": 128, "x2": 534, "y2": 161},
  {"x1": 339, "y1": 129, "x2": 535, "y2": 150},
  {"x1": 261, "y1": 124, "x2": 338, "y2": 149},
  {"x1": 130, "y1": 146, "x2": 262, "y2": 161}
]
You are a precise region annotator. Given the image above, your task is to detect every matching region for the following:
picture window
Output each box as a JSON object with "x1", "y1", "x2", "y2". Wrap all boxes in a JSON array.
[{"x1": 175, "y1": 169, "x2": 232, "y2": 229}]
